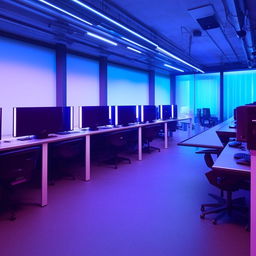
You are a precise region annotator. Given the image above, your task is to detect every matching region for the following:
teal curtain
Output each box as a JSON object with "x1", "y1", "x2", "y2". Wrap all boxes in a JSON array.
[
  {"x1": 224, "y1": 70, "x2": 256, "y2": 119},
  {"x1": 194, "y1": 73, "x2": 220, "y2": 118},
  {"x1": 176, "y1": 73, "x2": 220, "y2": 119},
  {"x1": 175, "y1": 75, "x2": 195, "y2": 117}
]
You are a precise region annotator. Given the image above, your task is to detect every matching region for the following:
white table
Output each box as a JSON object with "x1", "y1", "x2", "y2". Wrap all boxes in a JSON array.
[{"x1": 0, "y1": 117, "x2": 191, "y2": 207}]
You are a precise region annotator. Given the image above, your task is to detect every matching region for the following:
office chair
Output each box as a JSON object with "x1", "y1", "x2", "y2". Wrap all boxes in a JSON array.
[
  {"x1": 142, "y1": 125, "x2": 161, "y2": 153},
  {"x1": 200, "y1": 170, "x2": 250, "y2": 224},
  {"x1": 197, "y1": 149, "x2": 250, "y2": 225},
  {"x1": 105, "y1": 131, "x2": 131, "y2": 169},
  {"x1": 48, "y1": 138, "x2": 85, "y2": 183},
  {"x1": 0, "y1": 146, "x2": 40, "y2": 220},
  {"x1": 197, "y1": 108, "x2": 216, "y2": 128}
]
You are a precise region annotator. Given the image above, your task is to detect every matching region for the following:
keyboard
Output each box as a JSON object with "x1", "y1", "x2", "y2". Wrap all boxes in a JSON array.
[
  {"x1": 229, "y1": 141, "x2": 242, "y2": 148},
  {"x1": 234, "y1": 153, "x2": 250, "y2": 159}
]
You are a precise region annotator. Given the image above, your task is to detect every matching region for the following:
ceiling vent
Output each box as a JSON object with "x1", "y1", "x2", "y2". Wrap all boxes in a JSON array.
[{"x1": 196, "y1": 15, "x2": 220, "y2": 30}]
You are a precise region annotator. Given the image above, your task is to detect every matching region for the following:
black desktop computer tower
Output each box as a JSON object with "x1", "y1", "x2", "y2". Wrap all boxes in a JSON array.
[{"x1": 236, "y1": 105, "x2": 256, "y2": 142}]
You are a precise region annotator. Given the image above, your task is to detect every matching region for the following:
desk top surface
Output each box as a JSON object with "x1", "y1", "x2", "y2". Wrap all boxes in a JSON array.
[
  {"x1": 213, "y1": 143, "x2": 250, "y2": 174},
  {"x1": 178, "y1": 119, "x2": 232, "y2": 149},
  {"x1": 0, "y1": 117, "x2": 190, "y2": 152}
]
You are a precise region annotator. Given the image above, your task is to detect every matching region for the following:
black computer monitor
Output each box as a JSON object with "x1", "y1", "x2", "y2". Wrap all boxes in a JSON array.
[
  {"x1": 0, "y1": 108, "x2": 2, "y2": 140},
  {"x1": 80, "y1": 106, "x2": 110, "y2": 130},
  {"x1": 13, "y1": 107, "x2": 73, "y2": 139},
  {"x1": 142, "y1": 105, "x2": 157, "y2": 123},
  {"x1": 117, "y1": 106, "x2": 137, "y2": 126},
  {"x1": 171, "y1": 104, "x2": 178, "y2": 119},
  {"x1": 160, "y1": 105, "x2": 172, "y2": 120}
]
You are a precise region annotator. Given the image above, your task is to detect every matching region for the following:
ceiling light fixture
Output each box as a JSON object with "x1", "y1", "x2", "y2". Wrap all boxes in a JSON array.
[
  {"x1": 71, "y1": 0, "x2": 158, "y2": 47},
  {"x1": 159, "y1": 47, "x2": 204, "y2": 73},
  {"x1": 87, "y1": 32, "x2": 118, "y2": 46},
  {"x1": 164, "y1": 64, "x2": 184, "y2": 72},
  {"x1": 38, "y1": 0, "x2": 92, "y2": 26},
  {"x1": 121, "y1": 37, "x2": 150, "y2": 50},
  {"x1": 127, "y1": 47, "x2": 142, "y2": 54}
]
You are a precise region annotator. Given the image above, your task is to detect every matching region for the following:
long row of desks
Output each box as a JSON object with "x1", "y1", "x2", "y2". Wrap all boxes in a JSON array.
[{"x1": 0, "y1": 117, "x2": 192, "y2": 207}]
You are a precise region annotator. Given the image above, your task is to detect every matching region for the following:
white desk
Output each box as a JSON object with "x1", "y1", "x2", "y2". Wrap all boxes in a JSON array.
[
  {"x1": 0, "y1": 117, "x2": 191, "y2": 207},
  {"x1": 178, "y1": 118, "x2": 232, "y2": 149},
  {"x1": 212, "y1": 143, "x2": 250, "y2": 175}
]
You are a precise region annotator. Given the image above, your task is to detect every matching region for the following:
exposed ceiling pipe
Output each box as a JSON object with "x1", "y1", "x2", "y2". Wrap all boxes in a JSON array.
[{"x1": 222, "y1": 0, "x2": 255, "y2": 67}]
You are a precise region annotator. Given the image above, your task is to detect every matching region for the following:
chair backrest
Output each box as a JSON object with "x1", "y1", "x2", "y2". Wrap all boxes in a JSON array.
[
  {"x1": 202, "y1": 108, "x2": 211, "y2": 118},
  {"x1": 0, "y1": 146, "x2": 40, "y2": 185},
  {"x1": 49, "y1": 138, "x2": 84, "y2": 159},
  {"x1": 205, "y1": 170, "x2": 243, "y2": 191}
]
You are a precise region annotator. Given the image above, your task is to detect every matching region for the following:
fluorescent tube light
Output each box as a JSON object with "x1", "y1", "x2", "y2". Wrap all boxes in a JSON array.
[
  {"x1": 158, "y1": 47, "x2": 204, "y2": 73},
  {"x1": 87, "y1": 32, "x2": 117, "y2": 46},
  {"x1": 39, "y1": 0, "x2": 92, "y2": 26},
  {"x1": 121, "y1": 37, "x2": 150, "y2": 50},
  {"x1": 127, "y1": 47, "x2": 142, "y2": 54},
  {"x1": 164, "y1": 64, "x2": 184, "y2": 72},
  {"x1": 71, "y1": 0, "x2": 158, "y2": 47}
]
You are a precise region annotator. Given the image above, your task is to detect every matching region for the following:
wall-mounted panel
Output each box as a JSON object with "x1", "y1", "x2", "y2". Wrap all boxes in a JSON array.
[
  {"x1": 0, "y1": 37, "x2": 56, "y2": 136},
  {"x1": 107, "y1": 64, "x2": 148, "y2": 105},
  {"x1": 67, "y1": 54, "x2": 99, "y2": 128},
  {"x1": 155, "y1": 74, "x2": 171, "y2": 105}
]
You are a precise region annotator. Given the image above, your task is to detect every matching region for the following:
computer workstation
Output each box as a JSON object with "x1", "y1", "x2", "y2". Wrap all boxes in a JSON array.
[{"x1": 0, "y1": 104, "x2": 191, "y2": 208}]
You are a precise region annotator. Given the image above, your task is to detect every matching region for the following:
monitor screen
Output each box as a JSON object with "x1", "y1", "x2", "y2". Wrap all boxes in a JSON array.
[
  {"x1": 81, "y1": 106, "x2": 110, "y2": 130},
  {"x1": 161, "y1": 105, "x2": 172, "y2": 120},
  {"x1": 117, "y1": 106, "x2": 137, "y2": 126},
  {"x1": 13, "y1": 107, "x2": 73, "y2": 138},
  {"x1": 142, "y1": 105, "x2": 157, "y2": 123},
  {"x1": 0, "y1": 108, "x2": 2, "y2": 140}
]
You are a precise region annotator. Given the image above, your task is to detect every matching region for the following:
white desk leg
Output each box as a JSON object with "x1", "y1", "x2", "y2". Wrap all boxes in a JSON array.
[
  {"x1": 164, "y1": 122, "x2": 168, "y2": 149},
  {"x1": 188, "y1": 118, "x2": 192, "y2": 137},
  {"x1": 85, "y1": 135, "x2": 91, "y2": 181},
  {"x1": 251, "y1": 150, "x2": 256, "y2": 256},
  {"x1": 41, "y1": 143, "x2": 48, "y2": 207},
  {"x1": 138, "y1": 127, "x2": 142, "y2": 160}
]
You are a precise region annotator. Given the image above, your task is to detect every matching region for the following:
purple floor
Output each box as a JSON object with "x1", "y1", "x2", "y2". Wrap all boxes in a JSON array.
[{"x1": 0, "y1": 131, "x2": 250, "y2": 256}]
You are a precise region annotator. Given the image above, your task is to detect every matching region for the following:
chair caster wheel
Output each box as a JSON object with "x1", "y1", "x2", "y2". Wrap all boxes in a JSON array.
[
  {"x1": 201, "y1": 206, "x2": 205, "y2": 212},
  {"x1": 200, "y1": 214, "x2": 205, "y2": 219},
  {"x1": 212, "y1": 219, "x2": 217, "y2": 225}
]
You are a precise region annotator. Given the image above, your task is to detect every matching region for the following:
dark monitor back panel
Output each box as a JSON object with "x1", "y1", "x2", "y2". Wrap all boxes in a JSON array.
[
  {"x1": 171, "y1": 105, "x2": 178, "y2": 119},
  {"x1": 162, "y1": 105, "x2": 172, "y2": 120},
  {"x1": 117, "y1": 106, "x2": 137, "y2": 126},
  {"x1": 14, "y1": 107, "x2": 72, "y2": 138},
  {"x1": 236, "y1": 105, "x2": 256, "y2": 142},
  {"x1": 143, "y1": 105, "x2": 157, "y2": 122},
  {"x1": 81, "y1": 106, "x2": 110, "y2": 129}
]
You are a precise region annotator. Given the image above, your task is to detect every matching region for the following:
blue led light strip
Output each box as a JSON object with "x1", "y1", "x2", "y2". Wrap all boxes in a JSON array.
[
  {"x1": 71, "y1": 0, "x2": 158, "y2": 47},
  {"x1": 87, "y1": 32, "x2": 118, "y2": 46},
  {"x1": 164, "y1": 64, "x2": 184, "y2": 72},
  {"x1": 38, "y1": 0, "x2": 92, "y2": 25}
]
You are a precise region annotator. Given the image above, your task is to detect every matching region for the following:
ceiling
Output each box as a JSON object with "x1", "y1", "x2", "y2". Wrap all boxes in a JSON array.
[
  {"x1": 0, "y1": 0, "x2": 255, "y2": 73},
  {"x1": 104, "y1": 0, "x2": 256, "y2": 69}
]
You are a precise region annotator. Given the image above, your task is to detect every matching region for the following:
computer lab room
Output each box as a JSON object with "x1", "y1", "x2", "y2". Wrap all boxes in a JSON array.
[{"x1": 0, "y1": 0, "x2": 256, "y2": 256}]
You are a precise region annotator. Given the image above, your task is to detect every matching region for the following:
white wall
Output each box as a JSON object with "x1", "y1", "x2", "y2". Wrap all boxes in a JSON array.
[
  {"x1": 66, "y1": 54, "x2": 99, "y2": 128},
  {"x1": 0, "y1": 37, "x2": 56, "y2": 136},
  {"x1": 155, "y1": 74, "x2": 171, "y2": 105},
  {"x1": 107, "y1": 64, "x2": 149, "y2": 105}
]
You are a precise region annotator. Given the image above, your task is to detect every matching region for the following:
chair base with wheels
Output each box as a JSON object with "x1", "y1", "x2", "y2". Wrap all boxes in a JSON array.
[
  {"x1": 104, "y1": 156, "x2": 131, "y2": 169},
  {"x1": 200, "y1": 191, "x2": 248, "y2": 224},
  {"x1": 200, "y1": 170, "x2": 250, "y2": 225}
]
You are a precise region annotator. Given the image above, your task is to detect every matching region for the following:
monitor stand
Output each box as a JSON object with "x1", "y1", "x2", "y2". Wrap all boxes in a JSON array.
[{"x1": 89, "y1": 126, "x2": 99, "y2": 131}]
